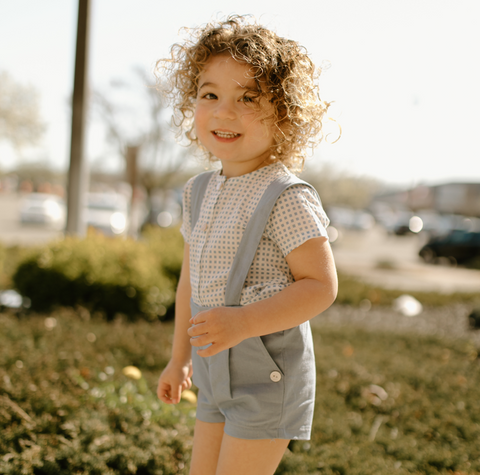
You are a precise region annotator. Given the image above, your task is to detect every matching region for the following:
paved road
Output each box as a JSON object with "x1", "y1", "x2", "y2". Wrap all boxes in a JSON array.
[
  {"x1": 0, "y1": 192, "x2": 146, "y2": 246},
  {"x1": 1, "y1": 192, "x2": 479, "y2": 294},
  {"x1": 0, "y1": 193, "x2": 64, "y2": 246},
  {"x1": 331, "y1": 226, "x2": 480, "y2": 294}
]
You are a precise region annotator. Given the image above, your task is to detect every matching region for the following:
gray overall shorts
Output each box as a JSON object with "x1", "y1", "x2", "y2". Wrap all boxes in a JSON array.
[{"x1": 189, "y1": 171, "x2": 317, "y2": 440}]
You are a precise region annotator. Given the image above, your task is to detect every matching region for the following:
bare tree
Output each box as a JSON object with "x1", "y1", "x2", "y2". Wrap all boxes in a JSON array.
[
  {"x1": 0, "y1": 71, "x2": 45, "y2": 148},
  {"x1": 92, "y1": 68, "x2": 192, "y2": 198},
  {"x1": 303, "y1": 163, "x2": 383, "y2": 209}
]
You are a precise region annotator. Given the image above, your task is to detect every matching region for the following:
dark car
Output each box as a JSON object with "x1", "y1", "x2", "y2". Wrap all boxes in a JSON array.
[{"x1": 419, "y1": 230, "x2": 480, "y2": 264}]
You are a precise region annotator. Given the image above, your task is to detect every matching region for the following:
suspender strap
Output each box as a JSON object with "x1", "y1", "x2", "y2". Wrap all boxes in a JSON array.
[
  {"x1": 224, "y1": 175, "x2": 317, "y2": 306},
  {"x1": 191, "y1": 171, "x2": 216, "y2": 229}
]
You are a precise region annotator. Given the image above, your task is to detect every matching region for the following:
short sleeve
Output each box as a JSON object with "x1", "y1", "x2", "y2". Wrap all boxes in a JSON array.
[
  {"x1": 265, "y1": 185, "x2": 329, "y2": 256},
  {"x1": 180, "y1": 176, "x2": 195, "y2": 244}
]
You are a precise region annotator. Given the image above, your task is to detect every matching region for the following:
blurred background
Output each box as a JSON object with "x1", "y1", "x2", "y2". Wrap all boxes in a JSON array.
[{"x1": 1, "y1": 0, "x2": 480, "y2": 295}]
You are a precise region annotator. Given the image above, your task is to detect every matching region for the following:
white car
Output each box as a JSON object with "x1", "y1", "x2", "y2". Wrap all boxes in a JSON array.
[
  {"x1": 86, "y1": 193, "x2": 129, "y2": 236},
  {"x1": 19, "y1": 193, "x2": 66, "y2": 229}
]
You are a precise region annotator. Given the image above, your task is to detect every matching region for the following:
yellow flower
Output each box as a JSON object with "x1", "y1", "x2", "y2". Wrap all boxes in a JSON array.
[
  {"x1": 181, "y1": 390, "x2": 197, "y2": 404},
  {"x1": 122, "y1": 366, "x2": 142, "y2": 380}
]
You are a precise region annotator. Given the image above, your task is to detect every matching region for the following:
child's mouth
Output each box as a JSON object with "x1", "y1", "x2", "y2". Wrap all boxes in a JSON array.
[{"x1": 213, "y1": 131, "x2": 240, "y2": 139}]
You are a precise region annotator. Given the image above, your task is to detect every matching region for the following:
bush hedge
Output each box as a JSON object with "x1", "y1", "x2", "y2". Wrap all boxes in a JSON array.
[
  {"x1": 11, "y1": 227, "x2": 184, "y2": 321},
  {"x1": 4, "y1": 226, "x2": 479, "y2": 321},
  {"x1": 0, "y1": 244, "x2": 29, "y2": 291}
]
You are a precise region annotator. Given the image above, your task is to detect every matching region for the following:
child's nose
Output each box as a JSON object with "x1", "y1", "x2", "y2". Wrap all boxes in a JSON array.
[{"x1": 213, "y1": 100, "x2": 236, "y2": 120}]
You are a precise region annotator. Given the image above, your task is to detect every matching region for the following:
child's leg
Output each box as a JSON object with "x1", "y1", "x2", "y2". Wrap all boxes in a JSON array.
[
  {"x1": 215, "y1": 434, "x2": 289, "y2": 475},
  {"x1": 189, "y1": 419, "x2": 225, "y2": 475}
]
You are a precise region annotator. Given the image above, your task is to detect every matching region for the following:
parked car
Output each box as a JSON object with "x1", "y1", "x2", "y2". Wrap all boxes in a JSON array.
[
  {"x1": 86, "y1": 193, "x2": 129, "y2": 236},
  {"x1": 388, "y1": 211, "x2": 467, "y2": 237},
  {"x1": 419, "y1": 230, "x2": 480, "y2": 264},
  {"x1": 19, "y1": 193, "x2": 66, "y2": 229},
  {"x1": 327, "y1": 206, "x2": 375, "y2": 231}
]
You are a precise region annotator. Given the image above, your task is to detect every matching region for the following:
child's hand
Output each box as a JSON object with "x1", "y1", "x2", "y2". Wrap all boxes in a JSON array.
[
  {"x1": 188, "y1": 306, "x2": 249, "y2": 357},
  {"x1": 157, "y1": 360, "x2": 192, "y2": 404}
]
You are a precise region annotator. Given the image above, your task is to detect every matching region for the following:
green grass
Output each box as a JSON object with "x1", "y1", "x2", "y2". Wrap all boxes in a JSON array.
[
  {"x1": 0, "y1": 309, "x2": 195, "y2": 475},
  {"x1": 336, "y1": 272, "x2": 480, "y2": 308},
  {"x1": 1, "y1": 308, "x2": 480, "y2": 474},
  {"x1": 281, "y1": 325, "x2": 480, "y2": 474}
]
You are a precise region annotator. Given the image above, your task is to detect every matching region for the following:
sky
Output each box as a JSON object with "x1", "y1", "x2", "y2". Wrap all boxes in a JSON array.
[{"x1": 1, "y1": 0, "x2": 479, "y2": 187}]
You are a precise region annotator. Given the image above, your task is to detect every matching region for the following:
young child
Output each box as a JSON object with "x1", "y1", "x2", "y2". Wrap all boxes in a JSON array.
[{"x1": 156, "y1": 15, "x2": 338, "y2": 475}]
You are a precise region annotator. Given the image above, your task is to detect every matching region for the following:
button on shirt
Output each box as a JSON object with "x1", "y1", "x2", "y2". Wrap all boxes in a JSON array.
[{"x1": 181, "y1": 162, "x2": 329, "y2": 308}]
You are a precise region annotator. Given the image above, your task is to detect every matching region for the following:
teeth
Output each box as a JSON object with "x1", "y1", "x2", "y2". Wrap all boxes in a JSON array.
[{"x1": 214, "y1": 131, "x2": 239, "y2": 138}]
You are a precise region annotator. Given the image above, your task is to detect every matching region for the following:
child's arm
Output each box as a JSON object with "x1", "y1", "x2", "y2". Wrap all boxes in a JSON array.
[
  {"x1": 188, "y1": 236, "x2": 337, "y2": 357},
  {"x1": 157, "y1": 244, "x2": 193, "y2": 404}
]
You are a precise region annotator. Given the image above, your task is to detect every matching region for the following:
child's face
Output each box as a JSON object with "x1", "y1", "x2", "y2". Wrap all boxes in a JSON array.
[{"x1": 194, "y1": 55, "x2": 275, "y2": 177}]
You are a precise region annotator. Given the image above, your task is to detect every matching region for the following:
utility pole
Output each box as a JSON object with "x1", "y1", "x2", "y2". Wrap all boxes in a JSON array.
[{"x1": 66, "y1": 0, "x2": 91, "y2": 236}]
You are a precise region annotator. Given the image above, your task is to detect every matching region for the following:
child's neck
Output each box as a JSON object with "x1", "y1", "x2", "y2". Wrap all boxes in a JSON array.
[{"x1": 220, "y1": 157, "x2": 275, "y2": 179}]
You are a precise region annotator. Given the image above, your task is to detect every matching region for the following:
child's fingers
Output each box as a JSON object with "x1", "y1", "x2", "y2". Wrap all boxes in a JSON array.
[
  {"x1": 190, "y1": 333, "x2": 212, "y2": 348},
  {"x1": 187, "y1": 323, "x2": 204, "y2": 337},
  {"x1": 157, "y1": 382, "x2": 173, "y2": 403},
  {"x1": 189, "y1": 310, "x2": 208, "y2": 325},
  {"x1": 195, "y1": 342, "x2": 223, "y2": 358},
  {"x1": 158, "y1": 383, "x2": 181, "y2": 404},
  {"x1": 156, "y1": 379, "x2": 166, "y2": 398},
  {"x1": 159, "y1": 393, "x2": 173, "y2": 404},
  {"x1": 171, "y1": 386, "x2": 182, "y2": 404}
]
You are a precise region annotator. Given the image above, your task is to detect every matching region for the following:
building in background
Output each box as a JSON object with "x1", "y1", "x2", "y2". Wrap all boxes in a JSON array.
[{"x1": 373, "y1": 182, "x2": 480, "y2": 218}]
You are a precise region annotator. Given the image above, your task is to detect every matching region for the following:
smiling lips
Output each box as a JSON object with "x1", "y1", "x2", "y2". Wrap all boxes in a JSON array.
[{"x1": 213, "y1": 130, "x2": 240, "y2": 140}]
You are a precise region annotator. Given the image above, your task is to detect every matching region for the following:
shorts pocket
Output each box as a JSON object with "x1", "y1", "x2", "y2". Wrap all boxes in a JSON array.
[
  {"x1": 208, "y1": 349, "x2": 231, "y2": 405},
  {"x1": 229, "y1": 337, "x2": 284, "y2": 398},
  {"x1": 228, "y1": 336, "x2": 285, "y2": 429}
]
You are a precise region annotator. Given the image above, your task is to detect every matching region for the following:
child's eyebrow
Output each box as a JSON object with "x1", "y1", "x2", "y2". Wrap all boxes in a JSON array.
[
  {"x1": 198, "y1": 81, "x2": 258, "y2": 92},
  {"x1": 198, "y1": 81, "x2": 215, "y2": 91}
]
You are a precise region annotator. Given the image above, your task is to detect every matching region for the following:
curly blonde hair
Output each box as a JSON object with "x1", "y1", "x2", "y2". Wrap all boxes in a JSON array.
[{"x1": 155, "y1": 14, "x2": 331, "y2": 172}]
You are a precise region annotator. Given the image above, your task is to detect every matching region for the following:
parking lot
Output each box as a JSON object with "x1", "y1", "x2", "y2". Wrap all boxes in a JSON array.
[
  {"x1": 0, "y1": 193, "x2": 64, "y2": 246},
  {"x1": 331, "y1": 226, "x2": 480, "y2": 293},
  {"x1": 1, "y1": 192, "x2": 480, "y2": 294}
]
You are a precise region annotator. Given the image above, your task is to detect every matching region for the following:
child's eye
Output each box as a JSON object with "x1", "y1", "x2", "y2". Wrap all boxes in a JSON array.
[
  {"x1": 202, "y1": 93, "x2": 217, "y2": 100},
  {"x1": 240, "y1": 95, "x2": 255, "y2": 104}
]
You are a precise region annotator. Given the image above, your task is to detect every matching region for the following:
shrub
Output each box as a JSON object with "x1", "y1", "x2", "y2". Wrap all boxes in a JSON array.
[
  {"x1": 0, "y1": 244, "x2": 30, "y2": 290},
  {"x1": 140, "y1": 225, "x2": 184, "y2": 287},
  {"x1": 12, "y1": 229, "x2": 184, "y2": 321},
  {"x1": 6, "y1": 225, "x2": 478, "y2": 321}
]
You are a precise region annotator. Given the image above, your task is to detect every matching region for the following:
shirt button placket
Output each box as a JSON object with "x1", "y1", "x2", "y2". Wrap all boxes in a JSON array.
[{"x1": 197, "y1": 177, "x2": 225, "y2": 302}]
